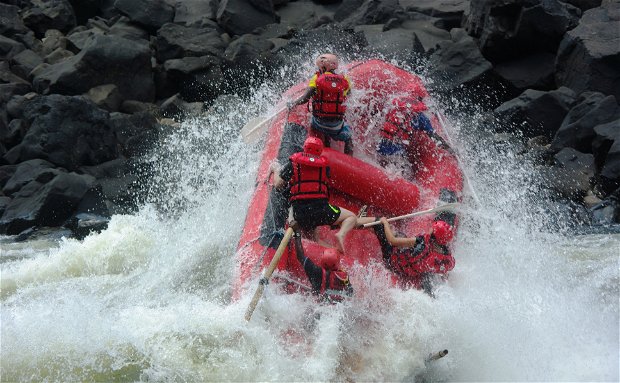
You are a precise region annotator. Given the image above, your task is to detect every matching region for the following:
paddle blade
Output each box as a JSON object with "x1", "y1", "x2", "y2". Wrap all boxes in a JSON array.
[{"x1": 241, "y1": 116, "x2": 270, "y2": 144}]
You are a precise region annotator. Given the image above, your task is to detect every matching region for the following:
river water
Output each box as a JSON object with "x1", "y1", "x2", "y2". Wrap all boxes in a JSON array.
[{"x1": 1, "y1": 59, "x2": 618, "y2": 382}]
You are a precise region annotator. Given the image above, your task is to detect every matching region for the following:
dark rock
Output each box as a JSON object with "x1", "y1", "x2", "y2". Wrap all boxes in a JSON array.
[
  {"x1": 155, "y1": 23, "x2": 226, "y2": 62},
  {"x1": 0, "y1": 171, "x2": 95, "y2": 235},
  {"x1": 40, "y1": 29, "x2": 66, "y2": 56},
  {"x1": 66, "y1": 28, "x2": 106, "y2": 52},
  {"x1": 33, "y1": 34, "x2": 154, "y2": 102},
  {"x1": 164, "y1": 56, "x2": 225, "y2": 102},
  {"x1": 0, "y1": 165, "x2": 17, "y2": 190},
  {"x1": 9, "y1": 49, "x2": 44, "y2": 80},
  {"x1": 1, "y1": 119, "x2": 29, "y2": 150},
  {"x1": 592, "y1": 118, "x2": 620, "y2": 170},
  {"x1": 400, "y1": 13, "x2": 452, "y2": 54},
  {"x1": 278, "y1": 0, "x2": 339, "y2": 29},
  {"x1": 550, "y1": 92, "x2": 620, "y2": 153},
  {"x1": 4, "y1": 95, "x2": 120, "y2": 170},
  {"x1": 589, "y1": 191, "x2": 619, "y2": 225},
  {"x1": 564, "y1": 0, "x2": 602, "y2": 12},
  {"x1": 0, "y1": 196, "x2": 10, "y2": 217},
  {"x1": 399, "y1": 0, "x2": 468, "y2": 30},
  {"x1": 80, "y1": 158, "x2": 127, "y2": 179},
  {"x1": 65, "y1": 184, "x2": 111, "y2": 239},
  {"x1": 43, "y1": 47, "x2": 74, "y2": 64},
  {"x1": 426, "y1": 28, "x2": 493, "y2": 90},
  {"x1": 494, "y1": 87, "x2": 577, "y2": 138},
  {"x1": 335, "y1": 0, "x2": 402, "y2": 28},
  {"x1": 465, "y1": 0, "x2": 580, "y2": 62},
  {"x1": 594, "y1": 120, "x2": 620, "y2": 193},
  {"x1": 555, "y1": 2, "x2": 620, "y2": 100},
  {"x1": 0, "y1": 35, "x2": 26, "y2": 61},
  {"x1": 2, "y1": 159, "x2": 58, "y2": 196},
  {"x1": 282, "y1": 24, "x2": 367, "y2": 59},
  {"x1": 354, "y1": 25, "x2": 419, "y2": 60},
  {"x1": 493, "y1": 52, "x2": 556, "y2": 91},
  {"x1": 159, "y1": 94, "x2": 205, "y2": 119},
  {"x1": 224, "y1": 34, "x2": 274, "y2": 68},
  {"x1": 22, "y1": 0, "x2": 77, "y2": 37},
  {"x1": 109, "y1": 111, "x2": 159, "y2": 156},
  {"x1": 216, "y1": 0, "x2": 278, "y2": 36},
  {"x1": 119, "y1": 100, "x2": 161, "y2": 116},
  {"x1": 5, "y1": 93, "x2": 37, "y2": 120},
  {"x1": 546, "y1": 147, "x2": 596, "y2": 199},
  {"x1": 84, "y1": 84, "x2": 123, "y2": 112},
  {"x1": 108, "y1": 16, "x2": 150, "y2": 41},
  {"x1": 0, "y1": 4, "x2": 28, "y2": 37},
  {"x1": 174, "y1": 0, "x2": 218, "y2": 26},
  {"x1": 113, "y1": 0, "x2": 175, "y2": 32}
]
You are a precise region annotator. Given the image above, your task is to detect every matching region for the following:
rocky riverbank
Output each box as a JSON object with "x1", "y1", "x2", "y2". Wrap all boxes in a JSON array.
[{"x1": 1, "y1": 0, "x2": 619, "y2": 239}]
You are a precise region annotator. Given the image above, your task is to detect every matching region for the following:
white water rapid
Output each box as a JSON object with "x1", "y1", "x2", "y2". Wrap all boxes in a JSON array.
[{"x1": 1, "y1": 57, "x2": 618, "y2": 382}]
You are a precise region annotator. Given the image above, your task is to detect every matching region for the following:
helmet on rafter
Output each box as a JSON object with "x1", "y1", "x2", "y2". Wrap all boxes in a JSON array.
[
  {"x1": 315, "y1": 53, "x2": 339, "y2": 73},
  {"x1": 321, "y1": 248, "x2": 341, "y2": 270},
  {"x1": 303, "y1": 136, "x2": 324, "y2": 156},
  {"x1": 431, "y1": 220, "x2": 454, "y2": 245}
]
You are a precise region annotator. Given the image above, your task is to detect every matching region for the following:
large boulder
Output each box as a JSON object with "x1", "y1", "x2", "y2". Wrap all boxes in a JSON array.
[
  {"x1": 555, "y1": 1, "x2": 620, "y2": 100},
  {"x1": 550, "y1": 92, "x2": 620, "y2": 153},
  {"x1": 32, "y1": 34, "x2": 154, "y2": 102},
  {"x1": 545, "y1": 147, "x2": 596, "y2": 200},
  {"x1": 335, "y1": 0, "x2": 402, "y2": 28},
  {"x1": 0, "y1": 171, "x2": 96, "y2": 235},
  {"x1": 426, "y1": 28, "x2": 493, "y2": 89},
  {"x1": 3, "y1": 95, "x2": 120, "y2": 171},
  {"x1": 216, "y1": 0, "x2": 279, "y2": 36},
  {"x1": 0, "y1": 4, "x2": 28, "y2": 37},
  {"x1": 0, "y1": 35, "x2": 26, "y2": 61},
  {"x1": 400, "y1": 0, "x2": 468, "y2": 29},
  {"x1": 113, "y1": 0, "x2": 175, "y2": 32},
  {"x1": 493, "y1": 52, "x2": 556, "y2": 91},
  {"x1": 2, "y1": 159, "x2": 57, "y2": 196},
  {"x1": 174, "y1": 0, "x2": 219, "y2": 26},
  {"x1": 155, "y1": 23, "x2": 226, "y2": 62},
  {"x1": 465, "y1": 0, "x2": 580, "y2": 61},
  {"x1": 161, "y1": 56, "x2": 224, "y2": 102},
  {"x1": 22, "y1": 0, "x2": 77, "y2": 37},
  {"x1": 592, "y1": 119, "x2": 620, "y2": 192},
  {"x1": 494, "y1": 87, "x2": 577, "y2": 138}
]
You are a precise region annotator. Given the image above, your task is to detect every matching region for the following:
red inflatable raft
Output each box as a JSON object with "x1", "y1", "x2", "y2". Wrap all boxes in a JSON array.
[{"x1": 234, "y1": 59, "x2": 464, "y2": 301}]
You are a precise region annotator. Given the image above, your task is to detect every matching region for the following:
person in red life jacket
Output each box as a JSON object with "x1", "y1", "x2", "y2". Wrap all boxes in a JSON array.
[
  {"x1": 293, "y1": 230, "x2": 353, "y2": 303},
  {"x1": 377, "y1": 96, "x2": 453, "y2": 157},
  {"x1": 272, "y1": 136, "x2": 359, "y2": 252},
  {"x1": 370, "y1": 216, "x2": 455, "y2": 295},
  {"x1": 287, "y1": 53, "x2": 354, "y2": 155}
]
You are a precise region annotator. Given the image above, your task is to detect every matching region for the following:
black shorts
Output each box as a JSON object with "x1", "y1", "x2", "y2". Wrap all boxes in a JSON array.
[{"x1": 292, "y1": 199, "x2": 341, "y2": 230}]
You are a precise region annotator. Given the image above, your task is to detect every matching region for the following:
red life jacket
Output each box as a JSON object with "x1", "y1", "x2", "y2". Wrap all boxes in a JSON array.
[
  {"x1": 312, "y1": 72, "x2": 349, "y2": 119},
  {"x1": 320, "y1": 269, "x2": 352, "y2": 303},
  {"x1": 289, "y1": 152, "x2": 330, "y2": 201},
  {"x1": 380, "y1": 98, "x2": 428, "y2": 140},
  {"x1": 380, "y1": 108, "x2": 412, "y2": 141},
  {"x1": 388, "y1": 234, "x2": 455, "y2": 278}
]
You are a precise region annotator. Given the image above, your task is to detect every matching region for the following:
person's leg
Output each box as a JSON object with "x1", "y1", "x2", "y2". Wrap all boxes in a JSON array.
[{"x1": 333, "y1": 207, "x2": 357, "y2": 252}]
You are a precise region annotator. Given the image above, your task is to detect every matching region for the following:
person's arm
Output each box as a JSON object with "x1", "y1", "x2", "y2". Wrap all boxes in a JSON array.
[
  {"x1": 273, "y1": 161, "x2": 292, "y2": 190},
  {"x1": 288, "y1": 87, "x2": 315, "y2": 109},
  {"x1": 427, "y1": 130, "x2": 454, "y2": 154},
  {"x1": 380, "y1": 217, "x2": 417, "y2": 247}
]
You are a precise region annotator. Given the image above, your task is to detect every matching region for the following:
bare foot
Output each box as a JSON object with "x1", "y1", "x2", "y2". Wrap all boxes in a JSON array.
[{"x1": 335, "y1": 231, "x2": 346, "y2": 253}]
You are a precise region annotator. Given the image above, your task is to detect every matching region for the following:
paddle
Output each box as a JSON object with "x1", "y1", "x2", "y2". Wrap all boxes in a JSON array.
[
  {"x1": 240, "y1": 105, "x2": 287, "y2": 144},
  {"x1": 362, "y1": 202, "x2": 461, "y2": 228},
  {"x1": 245, "y1": 227, "x2": 295, "y2": 321}
]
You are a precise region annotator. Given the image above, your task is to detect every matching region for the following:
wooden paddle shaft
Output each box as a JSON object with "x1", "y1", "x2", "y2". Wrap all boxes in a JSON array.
[
  {"x1": 245, "y1": 227, "x2": 295, "y2": 321},
  {"x1": 362, "y1": 203, "x2": 460, "y2": 227}
]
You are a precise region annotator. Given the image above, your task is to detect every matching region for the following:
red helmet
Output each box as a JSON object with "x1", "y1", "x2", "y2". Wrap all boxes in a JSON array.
[
  {"x1": 321, "y1": 248, "x2": 341, "y2": 270},
  {"x1": 392, "y1": 96, "x2": 427, "y2": 113},
  {"x1": 432, "y1": 220, "x2": 454, "y2": 245},
  {"x1": 315, "y1": 53, "x2": 339, "y2": 73},
  {"x1": 303, "y1": 136, "x2": 324, "y2": 156}
]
